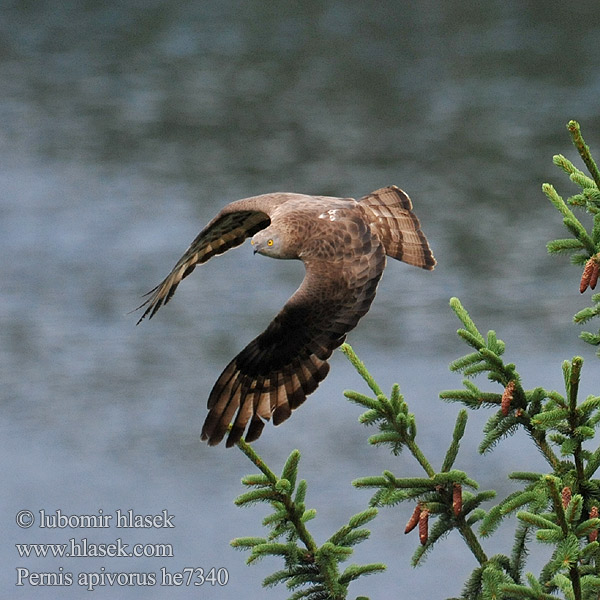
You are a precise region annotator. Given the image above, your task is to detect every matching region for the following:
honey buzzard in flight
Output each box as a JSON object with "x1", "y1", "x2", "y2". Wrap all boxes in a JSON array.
[{"x1": 137, "y1": 186, "x2": 435, "y2": 447}]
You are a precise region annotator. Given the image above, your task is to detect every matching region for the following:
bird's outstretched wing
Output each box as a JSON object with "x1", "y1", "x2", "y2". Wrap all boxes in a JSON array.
[
  {"x1": 135, "y1": 195, "x2": 292, "y2": 323},
  {"x1": 201, "y1": 212, "x2": 386, "y2": 447},
  {"x1": 359, "y1": 185, "x2": 436, "y2": 270}
]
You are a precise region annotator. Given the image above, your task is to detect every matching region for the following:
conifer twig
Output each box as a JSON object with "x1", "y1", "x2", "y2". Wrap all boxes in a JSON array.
[
  {"x1": 236, "y1": 437, "x2": 319, "y2": 557},
  {"x1": 568, "y1": 120, "x2": 600, "y2": 190},
  {"x1": 233, "y1": 438, "x2": 385, "y2": 599},
  {"x1": 339, "y1": 343, "x2": 383, "y2": 397}
]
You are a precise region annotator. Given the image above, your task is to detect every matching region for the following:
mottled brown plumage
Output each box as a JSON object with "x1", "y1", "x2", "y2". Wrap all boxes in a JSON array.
[{"x1": 137, "y1": 186, "x2": 435, "y2": 447}]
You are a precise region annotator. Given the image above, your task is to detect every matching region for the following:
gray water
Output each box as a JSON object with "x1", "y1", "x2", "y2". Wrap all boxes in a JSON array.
[{"x1": 2, "y1": 1, "x2": 600, "y2": 598}]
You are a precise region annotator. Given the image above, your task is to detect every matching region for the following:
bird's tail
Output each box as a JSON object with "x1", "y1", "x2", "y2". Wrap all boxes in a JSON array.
[{"x1": 359, "y1": 186, "x2": 436, "y2": 270}]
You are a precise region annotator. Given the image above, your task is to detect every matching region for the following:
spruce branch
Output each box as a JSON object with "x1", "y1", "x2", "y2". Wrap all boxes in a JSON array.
[
  {"x1": 546, "y1": 121, "x2": 600, "y2": 359},
  {"x1": 233, "y1": 439, "x2": 385, "y2": 599},
  {"x1": 341, "y1": 344, "x2": 490, "y2": 567},
  {"x1": 440, "y1": 288, "x2": 600, "y2": 599},
  {"x1": 442, "y1": 298, "x2": 564, "y2": 471}
]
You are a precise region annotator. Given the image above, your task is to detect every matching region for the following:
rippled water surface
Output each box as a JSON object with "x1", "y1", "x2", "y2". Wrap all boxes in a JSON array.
[{"x1": 2, "y1": 2, "x2": 600, "y2": 598}]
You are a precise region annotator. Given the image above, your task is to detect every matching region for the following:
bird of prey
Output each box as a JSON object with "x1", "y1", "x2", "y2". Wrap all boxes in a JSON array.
[{"x1": 137, "y1": 186, "x2": 435, "y2": 447}]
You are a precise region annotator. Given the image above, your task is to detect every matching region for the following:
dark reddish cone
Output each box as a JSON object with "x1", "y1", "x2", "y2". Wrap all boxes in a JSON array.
[
  {"x1": 591, "y1": 260, "x2": 600, "y2": 290},
  {"x1": 561, "y1": 486, "x2": 572, "y2": 510},
  {"x1": 419, "y1": 508, "x2": 430, "y2": 545},
  {"x1": 580, "y1": 257, "x2": 600, "y2": 293},
  {"x1": 405, "y1": 504, "x2": 421, "y2": 534},
  {"x1": 590, "y1": 506, "x2": 599, "y2": 543},
  {"x1": 501, "y1": 381, "x2": 515, "y2": 417},
  {"x1": 453, "y1": 483, "x2": 462, "y2": 517}
]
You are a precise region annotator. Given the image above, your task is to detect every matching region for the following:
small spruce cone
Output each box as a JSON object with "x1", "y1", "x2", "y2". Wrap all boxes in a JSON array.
[
  {"x1": 561, "y1": 486, "x2": 572, "y2": 509},
  {"x1": 590, "y1": 506, "x2": 598, "y2": 543},
  {"x1": 580, "y1": 256, "x2": 600, "y2": 293},
  {"x1": 452, "y1": 483, "x2": 462, "y2": 517},
  {"x1": 419, "y1": 508, "x2": 430, "y2": 545},
  {"x1": 591, "y1": 261, "x2": 600, "y2": 290},
  {"x1": 501, "y1": 381, "x2": 516, "y2": 417},
  {"x1": 405, "y1": 503, "x2": 421, "y2": 534}
]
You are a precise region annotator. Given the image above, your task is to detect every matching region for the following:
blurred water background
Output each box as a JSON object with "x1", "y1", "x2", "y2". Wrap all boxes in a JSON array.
[{"x1": 2, "y1": 1, "x2": 600, "y2": 598}]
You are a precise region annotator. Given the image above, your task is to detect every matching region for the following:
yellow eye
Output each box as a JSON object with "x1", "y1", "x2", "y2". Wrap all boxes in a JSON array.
[{"x1": 267, "y1": 239, "x2": 274, "y2": 246}]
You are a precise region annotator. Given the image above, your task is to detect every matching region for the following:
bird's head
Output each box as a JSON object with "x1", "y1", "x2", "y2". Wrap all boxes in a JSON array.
[
  {"x1": 251, "y1": 229, "x2": 293, "y2": 259},
  {"x1": 251, "y1": 229, "x2": 280, "y2": 257}
]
